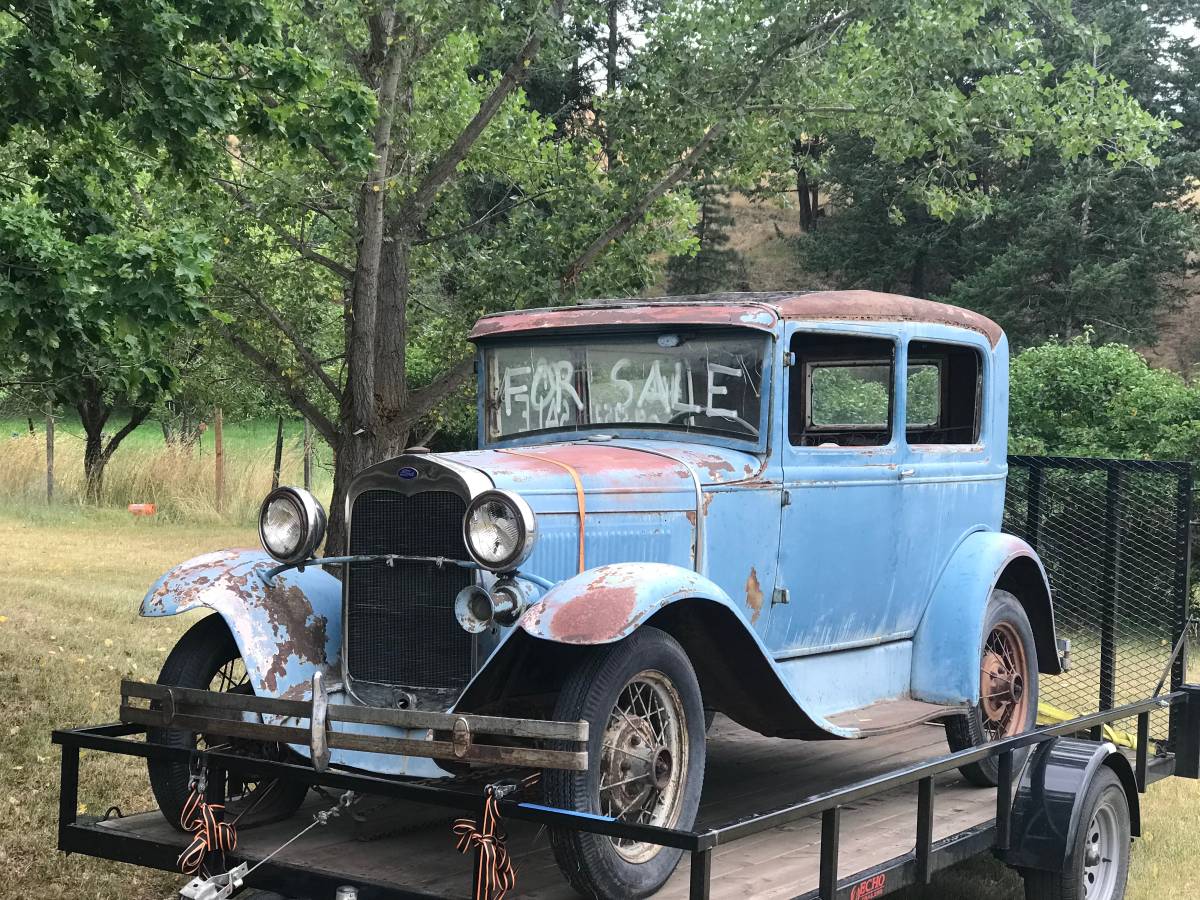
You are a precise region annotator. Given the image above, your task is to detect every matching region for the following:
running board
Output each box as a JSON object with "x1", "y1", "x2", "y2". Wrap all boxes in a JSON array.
[
  {"x1": 119, "y1": 678, "x2": 589, "y2": 771},
  {"x1": 826, "y1": 699, "x2": 963, "y2": 737}
]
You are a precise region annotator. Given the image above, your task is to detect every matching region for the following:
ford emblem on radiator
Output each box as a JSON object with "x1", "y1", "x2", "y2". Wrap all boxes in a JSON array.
[{"x1": 397, "y1": 466, "x2": 419, "y2": 480}]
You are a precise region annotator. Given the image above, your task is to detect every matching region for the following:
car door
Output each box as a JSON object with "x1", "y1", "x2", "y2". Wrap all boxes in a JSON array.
[{"x1": 766, "y1": 326, "x2": 908, "y2": 656}]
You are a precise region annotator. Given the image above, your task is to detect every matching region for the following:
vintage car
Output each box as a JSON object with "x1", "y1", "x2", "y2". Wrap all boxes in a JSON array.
[{"x1": 135, "y1": 290, "x2": 1063, "y2": 898}]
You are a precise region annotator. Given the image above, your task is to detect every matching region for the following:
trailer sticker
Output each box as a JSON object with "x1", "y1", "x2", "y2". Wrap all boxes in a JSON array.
[{"x1": 849, "y1": 873, "x2": 886, "y2": 900}]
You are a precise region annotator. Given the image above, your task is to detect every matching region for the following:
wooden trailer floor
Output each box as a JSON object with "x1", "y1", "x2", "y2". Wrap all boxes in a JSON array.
[{"x1": 97, "y1": 718, "x2": 997, "y2": 899}]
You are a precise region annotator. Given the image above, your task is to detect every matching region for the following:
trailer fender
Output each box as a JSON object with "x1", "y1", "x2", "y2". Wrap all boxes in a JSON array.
[
  {"x1": 911, "y1": 531, "x2": 1060, "y2": 706},
  {"x1": 140, "y1": 549, "x2": 342, "y2": 699},
  {"x1": 1004, "y1": 737, "x2": 1141, "y2": 873}
]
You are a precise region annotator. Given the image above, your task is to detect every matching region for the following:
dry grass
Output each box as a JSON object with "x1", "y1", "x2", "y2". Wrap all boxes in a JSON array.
[
  {"x1": 1, "y1": 506, "x2": 1198, "y2": 900},
  {"x1": 0, "y1": 430, "x2": 331, "y2": 525}
]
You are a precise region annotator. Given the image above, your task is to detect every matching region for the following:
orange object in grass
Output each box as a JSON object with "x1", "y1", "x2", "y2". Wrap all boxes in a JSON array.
[{"x1": 128, "y1": 503, "x2": 157, "y2": 516}]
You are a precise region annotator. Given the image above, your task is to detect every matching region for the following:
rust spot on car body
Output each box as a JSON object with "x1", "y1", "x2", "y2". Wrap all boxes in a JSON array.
[
  {"x1": 259, "y1": 583, "x2": 330, "y2": 692},
  {"x1": 745, "y1": 568, "x2": 764, "y2": 624},
  {"x1": 547, "y1": 573, "x2": 639, "y2": 643}
]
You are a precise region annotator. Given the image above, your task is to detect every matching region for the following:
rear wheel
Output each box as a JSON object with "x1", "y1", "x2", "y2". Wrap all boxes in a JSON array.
[
  {"x1": 147, "y1": 615, "x2": 308, "y2": 829},
  {"x1": 544, "y1": 627, "x2": 706, "y2": 898},
  {"x1": 1022, "y1": 767, "x2": 1130, "y2": 900},
  {"x1": 946, "y1": 590, "x2": 1039, "y2": 786}
]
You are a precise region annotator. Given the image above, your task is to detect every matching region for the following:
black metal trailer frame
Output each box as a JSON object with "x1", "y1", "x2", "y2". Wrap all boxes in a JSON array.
[
  {"x1": 52, "y1": 687, "x2": 1200, "y2": 900},
  {"x1": 51, "y1": 455, "x2": 1198, "y2": 899}
]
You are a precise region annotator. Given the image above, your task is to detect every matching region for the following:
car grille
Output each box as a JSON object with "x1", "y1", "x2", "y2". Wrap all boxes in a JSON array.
[{"x1": 346, "y1": 489, "x2": 474, "y2": 690}]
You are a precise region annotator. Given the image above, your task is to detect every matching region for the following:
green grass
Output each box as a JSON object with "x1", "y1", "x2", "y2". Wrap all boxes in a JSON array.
[{"x1": 1, "y1": 505, "x2": 1198, "y2": 899}]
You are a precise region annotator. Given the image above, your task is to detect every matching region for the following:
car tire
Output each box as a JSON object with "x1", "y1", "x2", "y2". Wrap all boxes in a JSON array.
[
  {"x1": 945, "y1": 589, "x2": 1039, "y2": 787},
  {"x1": 147, "y1": 615, "x2": 308, "y2": 829},
  {"x1": 1021, "y1": 767, "x2": 1130, "y2": 900},
  {"x1": 543, "y1": 627, "x2": 706, "y2": 899}
]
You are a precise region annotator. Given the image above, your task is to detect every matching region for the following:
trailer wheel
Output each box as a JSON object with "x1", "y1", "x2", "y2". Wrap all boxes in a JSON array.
[
  {"x1": 543, "y1": 627, "x2": 706, "y2": 899},
  {"x1": 946, "y1": 590, "x2": 1039, "y2": 786},
  {"x1": 147, "y1": 615, "x2": 308, "y2": 829},
  {"x1": 1022, "y1": 767, "x2": 1131, "y2": 900}
]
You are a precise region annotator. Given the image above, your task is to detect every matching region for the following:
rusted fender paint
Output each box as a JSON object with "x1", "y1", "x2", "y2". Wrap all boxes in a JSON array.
[
  {"x1": 140, "y1": 549, "x2": 342, "y2": 700},
  {"x1": 910, "y1": 531, "x2": 1057, "y2": 706},
  {"x1": 519, "y1": 561, "x2": 749, "y2": 644}
]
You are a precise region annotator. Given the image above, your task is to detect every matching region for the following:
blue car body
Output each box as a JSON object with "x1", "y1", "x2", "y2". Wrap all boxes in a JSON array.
[{"x1": 142, "y1": 290, "x2": 1060, "y2": 776}]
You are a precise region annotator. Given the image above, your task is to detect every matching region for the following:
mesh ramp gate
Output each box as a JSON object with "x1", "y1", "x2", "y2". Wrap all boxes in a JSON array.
[{"x1": 1003, "y1": 455, "x2": 1193, "y2": 744}]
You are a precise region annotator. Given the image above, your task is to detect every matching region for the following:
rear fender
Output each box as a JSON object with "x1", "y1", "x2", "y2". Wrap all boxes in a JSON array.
[
  {"x1": 140, "y1": 549, "x2": 342, "y2": 699},
  {"x1": 911, "y1": 531, "x2": 1060, "y2": 706}
]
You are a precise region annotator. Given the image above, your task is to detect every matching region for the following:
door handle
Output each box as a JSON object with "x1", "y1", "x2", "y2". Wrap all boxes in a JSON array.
[{"x1": 898, "y1": 467, "x2": 916, "y2": 479}]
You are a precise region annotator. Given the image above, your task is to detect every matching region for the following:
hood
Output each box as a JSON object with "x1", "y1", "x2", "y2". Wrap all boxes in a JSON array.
[{"x1": 445, "y1": 439, "x2": 765, "y2": 501}]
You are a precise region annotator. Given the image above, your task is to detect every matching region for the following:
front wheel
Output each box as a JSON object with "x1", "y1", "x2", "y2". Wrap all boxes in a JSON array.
[
  {"x1": 544, "y1": 627, "x2": 706, "y2": 898},
  {"x1": 946, "y1": 589, "x2": 1039, "y2": 786},
  {"x1": 1022, "y1": 767, "x2": 1131, "y2": 900},
  {"x1": 147, "y1": 615, "x2": 308, "y2": 829}
]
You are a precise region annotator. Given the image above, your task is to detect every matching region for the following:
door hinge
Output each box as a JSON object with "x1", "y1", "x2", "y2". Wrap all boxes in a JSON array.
[
  {"x1": 783, "y1": 351, "x2": 797, "y2": 367},
  {"x1": 781, "y1": 490, "x2": 791, "y2": 507},
  {"x1": 772, "y1": 587, "x2": 790, "y2": 606}
]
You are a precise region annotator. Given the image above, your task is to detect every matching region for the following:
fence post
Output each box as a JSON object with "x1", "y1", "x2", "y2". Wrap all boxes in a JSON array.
[
  {"x1": 303, "y1": 418, "x2": 312, "y2": 491},
  {"x1": 1096, "y1": 466, "x2": 1123, "y2": 731},
  {"x1": 1169, "y1": 466, "x2": 1194, "y2": 749},
  {"x1": 214, "y1": 408, "x2": 225, "y2": 513},
  {"x1": 45, "y1": 408, "x2": 54, "y2": 504},
  {"x1": 1024, "y1": 465, "x2": 1043, "y2": 547}
]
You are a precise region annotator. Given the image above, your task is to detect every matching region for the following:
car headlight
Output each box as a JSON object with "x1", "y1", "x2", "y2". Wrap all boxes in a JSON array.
[
  {"x1": 463, "y1": 490, "x2": 537, "y2": 572},
  {"x1": 258, "y1": 486, "x2": 327, "y2": 565}
]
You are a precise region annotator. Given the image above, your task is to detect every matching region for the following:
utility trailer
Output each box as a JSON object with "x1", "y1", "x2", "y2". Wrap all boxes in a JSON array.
[{"x1": 53, "y1": 457, "x2": 1198, "y2": 900}]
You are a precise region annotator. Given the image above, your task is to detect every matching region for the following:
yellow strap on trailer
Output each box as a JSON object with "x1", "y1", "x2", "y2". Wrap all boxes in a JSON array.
[{"x1": 1037, "y1": 701, "x2": 1138, "y2": 749}]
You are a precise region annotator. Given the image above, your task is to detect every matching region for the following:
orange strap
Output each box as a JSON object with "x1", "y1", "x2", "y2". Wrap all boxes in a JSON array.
[
  {"x1": 177, "y1": 788, "x2": 237, "y2": 876},
  {"x1": 452, "y1": 786, "x2": 517, "y2": 900},
  {"x1": 497, "y1": 449, "x2": 585, "y2": 573}
]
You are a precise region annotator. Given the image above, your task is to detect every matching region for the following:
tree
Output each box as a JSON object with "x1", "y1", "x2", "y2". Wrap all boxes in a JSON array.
[
  {"x1": 666, "y1": 181, "x2": 750, "y2": 294},
  {"x1": 800, "y1": 0, "x2": 1199, "y2": 346},
  {"x1": 2, "y1": 0, "x2": 1166, "y2": 549},
  {"x1": 0, "y1": 127, "x2": 213, "y2": 495}
]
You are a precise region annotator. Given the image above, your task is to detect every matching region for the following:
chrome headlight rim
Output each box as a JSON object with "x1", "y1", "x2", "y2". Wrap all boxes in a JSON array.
[
  {"x1": 258, "y1": 486, "x2": 327, "y2": 565},
  {"x1": 462, "y1": 489, "x2": 537, "y2": 573}
]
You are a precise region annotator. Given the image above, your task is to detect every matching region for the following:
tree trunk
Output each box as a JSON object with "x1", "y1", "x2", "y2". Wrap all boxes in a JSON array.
[{"x1": 77, "y1": 380, "x2": 110, "y2": 501}]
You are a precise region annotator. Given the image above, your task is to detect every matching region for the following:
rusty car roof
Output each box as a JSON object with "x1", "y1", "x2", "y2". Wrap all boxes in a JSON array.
[{"x1": 468, "y1": 290, "x2": 1003, "y2": 346}]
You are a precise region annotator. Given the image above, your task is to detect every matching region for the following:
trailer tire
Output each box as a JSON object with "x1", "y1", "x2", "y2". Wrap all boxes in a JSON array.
[
  {"x1": 946, "y1": 590, "x2": 1039, "y2": 786},
  {"x1": 544, "y1": 627, "x2": 706, "y2": 899},
  {"x1": 147, "y1": 615, "x2": 308, "y2": 830},
  {"x1": 1022, "y1": 767, "x2": 1130, "y2": 900}
]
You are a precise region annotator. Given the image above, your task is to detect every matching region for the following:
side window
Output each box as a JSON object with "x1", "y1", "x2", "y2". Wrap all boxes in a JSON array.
[
  {"x1": 790, "y1": 333, "x2": 896, "y2": 447},
  {"x1": 906, "y1": 340, "x2": 983, "y2": 445}
]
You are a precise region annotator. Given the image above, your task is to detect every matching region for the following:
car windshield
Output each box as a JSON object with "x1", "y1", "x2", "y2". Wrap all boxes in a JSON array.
[{"x1": 483, "y1": 331, "x2": 767, "y2": 442}]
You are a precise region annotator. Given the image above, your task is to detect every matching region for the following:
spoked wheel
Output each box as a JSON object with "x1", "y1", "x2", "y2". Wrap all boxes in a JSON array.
[
  {"x1": 1023, "y1": 768, "x2": 1130, "y2": 900},
  {"x1": 544, "y1": 627, "x2": 706, "y2": 898},
  {"x1": 148, "y1": 615, "x2": 308, "y2": 829},
  {"x1": 946, "y1": 590, "x2": 1039, "y2": 786}
]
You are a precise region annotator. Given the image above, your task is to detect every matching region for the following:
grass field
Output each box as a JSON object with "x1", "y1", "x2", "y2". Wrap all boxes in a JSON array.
[
  {"x1": 2, "y1": 505, "x2": 1199, "y2": 899},
  {"x1": 0, "y1": 415, "x2": 333, "y2": 525}
]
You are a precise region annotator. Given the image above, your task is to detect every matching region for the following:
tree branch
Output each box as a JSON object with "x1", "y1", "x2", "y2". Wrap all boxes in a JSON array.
[
  {"x1": 102, "y1": 407, "x2": 152, "y2": 464},
  {"x1": 562, "y1": 10, "x2": 852, "y2": 286},
  {"x1": 398, "y1": 358, "x2": 474, "y2": 428},
  {"x1": 398, "y1": 25, "x2": 548, "y2": 226},
  {"x1": 215, "y1": 323, "x2": 339, "y2": 444},
  {"x1": 273, "y1": 227, "x2": 355, "y2": 281},
  {"x1": 226, "y1": 277, "x2": 344, "y2": 402}
]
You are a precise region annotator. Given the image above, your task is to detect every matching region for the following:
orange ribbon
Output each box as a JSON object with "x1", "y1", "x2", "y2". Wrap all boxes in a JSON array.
[
  {"x1": 451, "y1": 786, "x2": 517, "y2": 900},
  {"x1": 177, "y1": 788, "x2": 237, "y2": 876}
]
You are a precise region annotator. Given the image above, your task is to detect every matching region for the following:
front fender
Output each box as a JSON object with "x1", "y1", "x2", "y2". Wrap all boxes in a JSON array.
[
  {"x1": 141, "y1": 549, "x2": 342, "y2": 699},
  {"x1": 911, "y1": 531, "x2": 1058, "y2": 706},
  {"x1": 517, "y1": 562, "x2": 740, "y2": 644}
]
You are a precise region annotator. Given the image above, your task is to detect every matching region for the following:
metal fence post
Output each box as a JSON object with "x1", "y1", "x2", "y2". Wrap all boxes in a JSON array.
[
  {"x1": 1024, "y1": 464, "x2": 1043, "y2": 548},
  {"x1": 1169, "y1": 466, "x2": 1193, "y2": 749},
  {"x1": 1096, "y1": 467, "x2": 1124, "y2": 735}
]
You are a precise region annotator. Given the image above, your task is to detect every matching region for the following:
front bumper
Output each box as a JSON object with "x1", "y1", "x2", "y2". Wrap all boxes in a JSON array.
[{"x1": 120, "y1": 677, "x2": 588, "y2": 772}]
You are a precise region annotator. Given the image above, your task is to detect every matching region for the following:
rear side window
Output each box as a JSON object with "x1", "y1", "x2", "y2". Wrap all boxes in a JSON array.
[
  {"x1": 906, "y1": 340, "x2": 983, "y2": 445},
  {"x1": 790, "y1": 333, "x2": 896, "y2": 447}
]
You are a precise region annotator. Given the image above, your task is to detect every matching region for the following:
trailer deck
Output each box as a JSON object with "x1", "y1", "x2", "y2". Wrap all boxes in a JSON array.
[{"x1": 79, "y1": 718, "x2": 1003, "y2": 898}]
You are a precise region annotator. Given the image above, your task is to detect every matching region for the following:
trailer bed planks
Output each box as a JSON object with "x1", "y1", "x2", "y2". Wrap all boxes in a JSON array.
[{"x1": 90, "y1": 717, "x2": 998, "y2": 899}]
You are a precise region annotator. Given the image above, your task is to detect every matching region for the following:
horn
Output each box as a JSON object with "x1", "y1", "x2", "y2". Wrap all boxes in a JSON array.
[{"x1": 454, "y1": 585, "x2": 495, "y2": 634}]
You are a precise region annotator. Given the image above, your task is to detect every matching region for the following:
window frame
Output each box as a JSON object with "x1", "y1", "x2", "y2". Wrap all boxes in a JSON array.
[{"x1": 903, "y1": 339, "x2": 986, "y2": 449}]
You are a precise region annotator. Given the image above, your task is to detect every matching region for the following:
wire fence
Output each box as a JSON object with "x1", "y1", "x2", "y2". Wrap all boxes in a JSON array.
[{"x1": 1003, "y1": 456, "x2": 1193, "y2": 744}]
